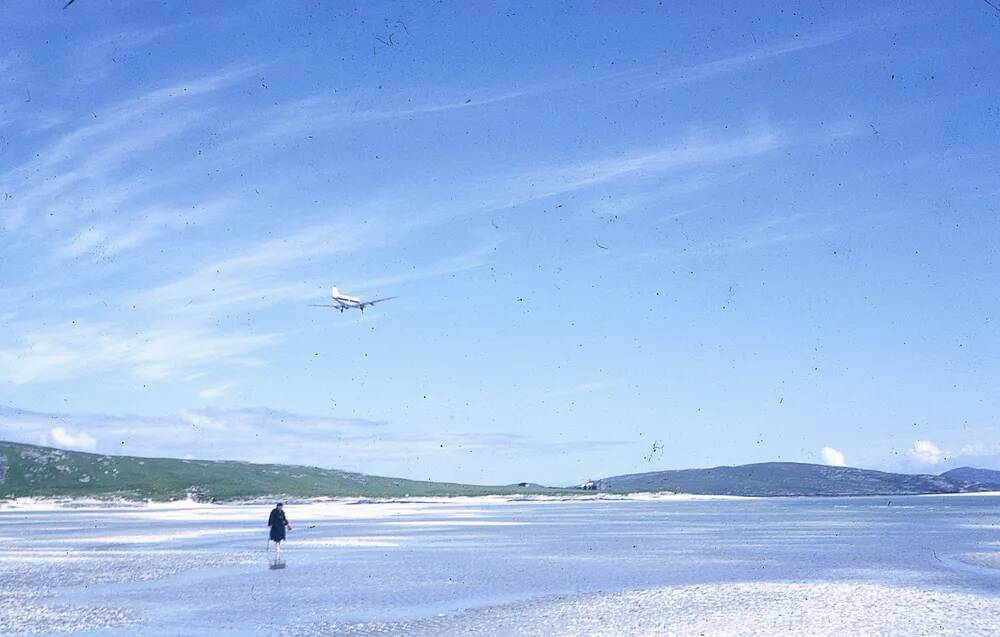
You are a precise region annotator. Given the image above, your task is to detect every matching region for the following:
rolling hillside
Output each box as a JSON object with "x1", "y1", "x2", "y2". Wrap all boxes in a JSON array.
[
  {"x1": 5, "y1": 440, "x2": 997, "y2": 502},
  {"x1": 585, "y1": 462, "x2": 992, "y2": 496},
  {"x1": 940, "y1": 467, "x2": 1000, "y2": 489},
  {"x1": 0, "y1": 440, "x2": 567, "y2": 501}
]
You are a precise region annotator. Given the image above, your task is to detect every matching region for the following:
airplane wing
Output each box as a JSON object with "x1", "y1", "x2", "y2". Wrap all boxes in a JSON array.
[
  {"x1": 361, "y1": 296, "x2": 398, "y2": 307},
  {"x1": 308, "y1": 304, "x2": 343, "y2": 308}
]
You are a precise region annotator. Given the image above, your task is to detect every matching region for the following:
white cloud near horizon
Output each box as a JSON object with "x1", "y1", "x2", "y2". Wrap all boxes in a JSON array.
[
  {"x1": 821, "y1": 447, "x2": 847, "y2": 467},
  {"x1": 904, "y1": 439, "x2": 1000, "y2": 468},
  {"x1": 910, "y1": 439, "x2": 947, "y2": 465},
  {"x1": 0, "y1": 406, "x2": 628, "y2": 479},
  {"x1": 47, "y1": 426, "x2": 98, "y2": 452},
  {"x1": 956, "y1": 442, "x2": 1000, "y2": 459}
]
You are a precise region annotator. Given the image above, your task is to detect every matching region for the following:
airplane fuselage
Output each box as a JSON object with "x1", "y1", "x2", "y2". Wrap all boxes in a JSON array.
[
  {"x1": 330, "y1": 286, "x2": 361, "y2": 308},
  {"x1": 311, "y1": 286, "x2": 397, "y2": 313},
  {"x1": 333, "y1": 294, "x2": 362, "y2": 306}
]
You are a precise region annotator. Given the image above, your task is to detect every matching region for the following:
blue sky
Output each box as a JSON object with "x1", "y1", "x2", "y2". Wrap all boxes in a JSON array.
[{"x1": 1, "y1": 1, "x2": 998, "y2": 485}]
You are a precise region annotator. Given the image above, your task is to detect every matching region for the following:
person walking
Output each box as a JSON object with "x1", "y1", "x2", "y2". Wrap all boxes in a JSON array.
[{"x1": 267, "y1": 502, "x2": 292, "y2": 562}]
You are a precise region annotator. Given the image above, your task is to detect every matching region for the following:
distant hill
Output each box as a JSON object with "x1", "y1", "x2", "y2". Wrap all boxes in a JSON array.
[
  {"x1": 5, "y1": 440, "x2": 996, "y2": 502},
  {"x1": 0, "y1": 441, "x2": 567, "y2": 501},
  {"x1": 940, "y1": 467, "x2": 1000, "y2": 489},
  {"x1": 585, "y1": 462, "x2": 992, "y2": 496}
]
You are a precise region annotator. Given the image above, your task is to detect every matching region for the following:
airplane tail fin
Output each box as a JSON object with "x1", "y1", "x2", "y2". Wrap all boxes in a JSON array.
[{"x1": 331, "y1": 286, "x2": 341, "y2": 298}]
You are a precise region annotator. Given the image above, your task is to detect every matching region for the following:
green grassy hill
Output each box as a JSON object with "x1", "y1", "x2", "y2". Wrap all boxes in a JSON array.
[
  {"x1": 586, "y1": 462, "x2": 991, "y2": 496},
  {"x1": 0, "y1": 440, "x2": 568, "y2": 501},
  {"x1": 940, "y1": 467, "x2": 1000, "y2": 489}
]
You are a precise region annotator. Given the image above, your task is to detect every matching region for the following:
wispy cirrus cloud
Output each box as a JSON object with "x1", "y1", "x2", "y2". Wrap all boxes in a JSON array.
[
  {"x1": 196, "y1": 24, "x2": 849, "y2": 165},
  {"x1": 217, "y1": 87, "x2": 536, "y2": 152},
  {"x1": 606, "y1": 211, "x2": 843, "y2": 267},
  {"x1": 134, "y1": 215, "x2": 395, "y2": 317},
  {"x1": 2, "y1": 43, "x2": 792, "y2": 266},
  {"x1": 552, "y1": 378, "x2": 628, "y2": 397},
  {"x1": 1, "y1": 64, "x2": 259, "y2": 242},
  {"x1": 955, "y1": 442, "x2": 1000, "y2": 459},
  {"x1": 392, "y1": 125, "x2": 787, "y2": 232},
  {"x1": 52, "y1": 199, "x2": 231, "y2": 261},
  {"x1": 509, "y1": 129, "x2": 783, "y2": 203},
  {"x1": 0, "y1": 35, "x2": 803, "y2": 392},
  {"x1": 1, "y1": 122, "x2": 787, "y2": 386},
  {"x1": 345, "y1": 239, "x2": 500, "y2": 296},
  {"x1": 693, "y1": 213, "x2": 840, "y2": 257},
  {"x1": 1, "y1": 18, "x2": 853, "y2": 249},
  {"x1": 372, "y1": 25, "x2": 852, "y2": 117},
  {"x1": 265, "y1": 25, "x2": 852, "y2": 133},
  {"x1": 59, "y1": 25, "x2": 176, "y2": 88},
  {"x1": 585, "y1": 170, "x2": 749, "y2": 222},
  {"x1": 131, "y1": 121, "x2": 784, "y2": 317},
  {"x1": 198, "y1": 383, "x2": 235, "y2": 400},
  {"x1": 634, "y1": 28, "x2": 852, "y2": 94},
  {"x1": 0, "y1": 322, "x2": 281, "y2": 385}
]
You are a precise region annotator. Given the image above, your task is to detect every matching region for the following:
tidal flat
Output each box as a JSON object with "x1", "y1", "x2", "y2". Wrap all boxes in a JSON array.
[{"x1": 1, "y1": 494, "x2": 998, "y2": 636}]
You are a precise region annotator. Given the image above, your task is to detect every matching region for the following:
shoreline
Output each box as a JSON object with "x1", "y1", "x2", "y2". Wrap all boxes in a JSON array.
[
  {"x1": 3, "y1": 490, "x2": 999, "y2": 511},
  {"x1": 0, "y1": 491, "x2": 750, "y2": 511}
]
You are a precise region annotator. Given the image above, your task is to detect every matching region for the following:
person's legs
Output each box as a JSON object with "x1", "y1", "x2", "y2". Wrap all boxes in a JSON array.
[{"x1": 275, "y1": 539, "x2": 282, "y2": 561}]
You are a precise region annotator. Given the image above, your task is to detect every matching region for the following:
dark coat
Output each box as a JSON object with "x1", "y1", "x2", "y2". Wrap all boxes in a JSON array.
[{"x1": 268, "y1": 508, "x2": 288, "y2": 542}]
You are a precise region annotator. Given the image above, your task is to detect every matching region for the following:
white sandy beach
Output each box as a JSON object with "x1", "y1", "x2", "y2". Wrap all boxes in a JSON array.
[{"x1": 1, "y1": 494, "x2": 997, "y2": 636}]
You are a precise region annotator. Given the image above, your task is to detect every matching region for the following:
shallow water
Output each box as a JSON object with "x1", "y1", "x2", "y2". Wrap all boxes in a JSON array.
[{"x1": 1, "y1": 495, "x2": 998, "y2": 635}]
